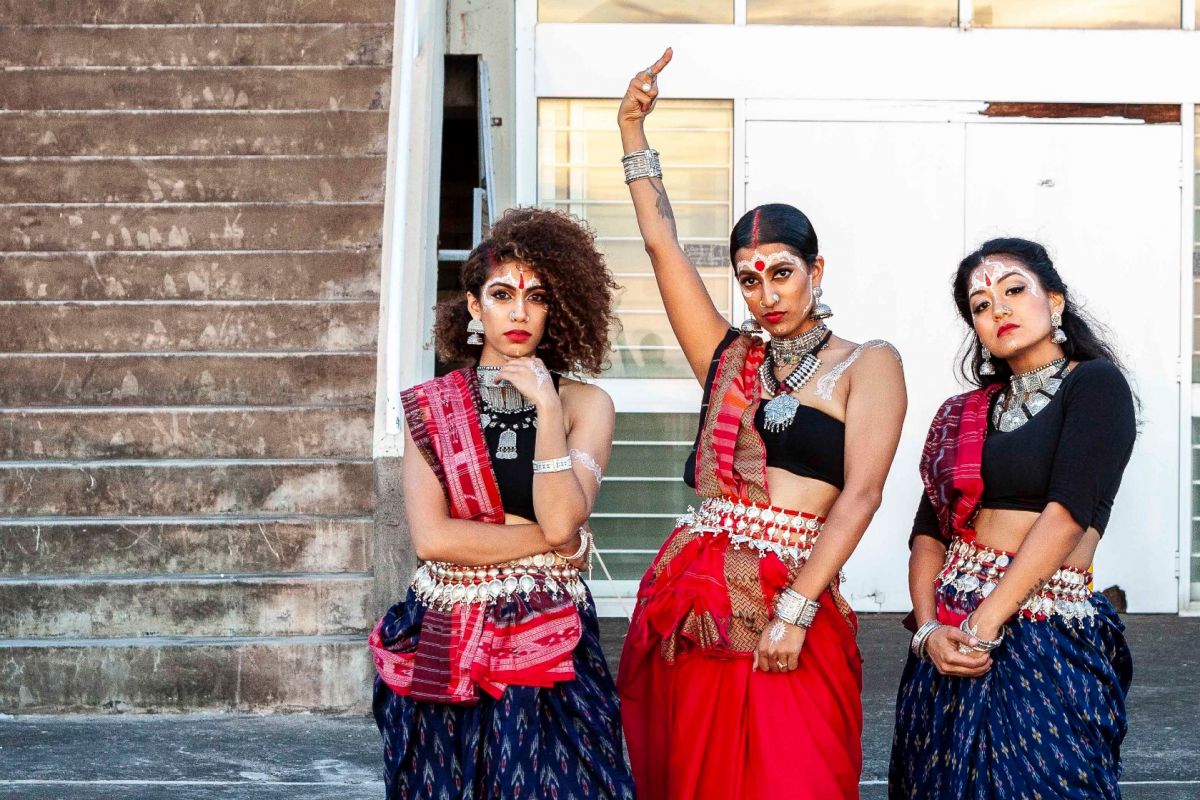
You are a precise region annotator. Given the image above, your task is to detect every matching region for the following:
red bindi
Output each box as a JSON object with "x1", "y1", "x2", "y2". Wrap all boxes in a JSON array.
[
  {"x1": 754, "y1": 259, "x2": 766, "y2": 271},
  {"x1": 518, "y1": 270, "x2": 525, "y2": 289},
  {"x1": 984, "y1": 273, "x2": 992, "y2": 287}
]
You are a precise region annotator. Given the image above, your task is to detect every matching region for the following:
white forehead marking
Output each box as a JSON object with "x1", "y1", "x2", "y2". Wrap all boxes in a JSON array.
[
  {"x1": 969, "y1": 258, "x2": 1041, "y2": 299},
  {"x1": 481, "y1": 266, "x2": 543, "y2": 308}
]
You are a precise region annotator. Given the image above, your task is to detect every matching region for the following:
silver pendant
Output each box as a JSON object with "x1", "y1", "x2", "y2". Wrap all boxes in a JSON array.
[
  {"x1": 762, "y1": 393, "x2": 801, "y2": 433},
  {"x1": 496, "y1": 428, "x2": 518, "y2": 460}
]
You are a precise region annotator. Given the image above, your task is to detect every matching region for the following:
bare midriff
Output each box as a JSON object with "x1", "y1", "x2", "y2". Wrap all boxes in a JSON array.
[
  {"x1": 973, "y1": 507, "x2": 1100, "y2": 571},
  {"x1": 764, "y1": 468, "x2": 841, "y2": 518}
]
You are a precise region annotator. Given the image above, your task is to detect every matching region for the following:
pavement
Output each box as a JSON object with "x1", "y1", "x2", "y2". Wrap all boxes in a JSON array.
[{"x1": 1, "y1": 614, "x2": 1197, "y2": 800}]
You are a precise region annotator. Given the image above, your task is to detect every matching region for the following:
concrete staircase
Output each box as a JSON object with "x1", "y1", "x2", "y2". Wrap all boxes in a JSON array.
[{"x1": 0, "y1": 0, "x2": 393, "y2": 711}]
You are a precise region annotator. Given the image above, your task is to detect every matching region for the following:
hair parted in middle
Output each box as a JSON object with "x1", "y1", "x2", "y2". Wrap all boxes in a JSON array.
[
  {"x1": 432, "y1": 206, "x2": 621, "y2": 376},
  {"x1": 729, "y1": 203, "x2": 819, "y2": 268}
]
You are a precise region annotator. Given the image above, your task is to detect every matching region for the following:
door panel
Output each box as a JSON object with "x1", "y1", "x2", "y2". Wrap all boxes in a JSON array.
[{"x1": 746, "y1": 114, "x2": 1180, "y2": 612}]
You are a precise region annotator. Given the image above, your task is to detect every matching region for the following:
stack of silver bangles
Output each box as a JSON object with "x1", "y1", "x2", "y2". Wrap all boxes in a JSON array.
[
  {"x1": 910, "y1": 620, "x2": 941, "y2": 660},
  {"x1": 412, "y1": 552, "x2": 587, "y2": 610},
  {"x1": 774, "y1": 587, "x2": 820, "y2": 629},
  {"x1": 622, "y1": 148, "x2": 662, "y2": 184}
]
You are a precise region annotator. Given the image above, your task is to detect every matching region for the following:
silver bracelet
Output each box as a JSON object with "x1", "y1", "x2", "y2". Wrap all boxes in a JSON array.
[
  {"x1": 532, "y1": 455, "x2": 573, "y2": 473},
  {"x1": 960, "y1": 613, "x2": 1005, "y2": 652},
  {"x1": 774, "y1": 587, "x2": 820, "y2": 629},
  {"x1": 556, "y1": 527, "x2": 591, "y2": 562},
  {"x1": 621, "y1": 148, "x2": 662, "y2": 184},
  {"x1": 910, "y1": 620, "x2": 941, "y2": 660}
]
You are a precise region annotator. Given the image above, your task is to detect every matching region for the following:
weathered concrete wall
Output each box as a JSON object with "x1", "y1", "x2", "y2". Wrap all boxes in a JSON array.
[{"x1": 0, "y1": 0, "x2": 392, "y2": 712}]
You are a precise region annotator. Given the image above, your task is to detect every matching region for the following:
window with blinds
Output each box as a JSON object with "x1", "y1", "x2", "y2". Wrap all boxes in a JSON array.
[{"x1": 537, "y1": 98, "x2": 734, "y2": 378}]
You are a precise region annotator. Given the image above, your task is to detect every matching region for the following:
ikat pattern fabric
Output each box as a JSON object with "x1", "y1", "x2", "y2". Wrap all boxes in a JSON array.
[
  {"x1": 374, "y1": 589, "x2": 635, "y2": 800},
  {"x1": 889, "y1": 585, "x2": 1132, "y2": 799}
]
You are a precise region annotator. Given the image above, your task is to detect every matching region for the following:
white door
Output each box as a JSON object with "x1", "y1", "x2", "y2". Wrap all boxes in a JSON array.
[{"x1": 746, "y1": 110, "x2": 1181, "y2": 612}]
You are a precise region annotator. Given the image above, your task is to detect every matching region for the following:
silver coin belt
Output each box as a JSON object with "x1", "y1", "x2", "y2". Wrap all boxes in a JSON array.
[
  {"x1": 678, "y1": 497, "x2": 825, "y2": 565},
  {"x1": 937, "y1": 537, "x2": 1096, "y2": 622},
  {"x1": 412, "y1": 553, "x2": 587, "y2": 610}
]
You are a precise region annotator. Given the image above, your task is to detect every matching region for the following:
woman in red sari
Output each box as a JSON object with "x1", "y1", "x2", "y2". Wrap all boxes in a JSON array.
[{"x1": 616, "y1": 49, "x2": 908, "y2": 800}]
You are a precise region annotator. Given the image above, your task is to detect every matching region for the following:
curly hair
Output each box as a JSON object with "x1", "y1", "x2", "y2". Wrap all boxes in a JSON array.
[{"x1": 433, "y1": 207, "x2": 620, "y2": 376}]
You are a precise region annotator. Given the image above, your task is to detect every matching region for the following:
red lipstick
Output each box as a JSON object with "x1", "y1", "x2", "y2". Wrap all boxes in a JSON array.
[
  {"x1": 763, "y1": 311, "x2": 785, "y2": 324},
  {"x1": 503, "y1": 330, "x2": 531, "y2": 342},
  {"x1": 997, "y1": 323, "x2": 1019, "y2": 337}
]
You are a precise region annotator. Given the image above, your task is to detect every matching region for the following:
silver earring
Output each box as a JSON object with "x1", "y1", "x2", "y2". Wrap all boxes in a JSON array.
[
  {"x1": 811, "y1": 286, "x2": 833, "y2": 320},
  {"x1": 1050, "y1": 310, "x2": 1068, "y2": 344},
  {"x1": 739, "y1": 317, "x2": 763, "y2": 335},
  {"x1": 466, "y1": 318, "x2": 484, "y2": 345},
  {"x1": 979, "y1": 343, "x2": 996, "y2": 376}
]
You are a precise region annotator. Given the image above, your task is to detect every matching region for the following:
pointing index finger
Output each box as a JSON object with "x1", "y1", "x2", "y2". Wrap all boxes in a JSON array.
[{"x1": 650, "y1": 47, "x2": 673, "y2": 76}]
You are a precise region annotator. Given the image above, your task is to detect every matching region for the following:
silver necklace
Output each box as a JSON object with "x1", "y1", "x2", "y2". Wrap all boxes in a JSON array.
[
  {"x1": 758, "y1": 329, "x2": 832, "y2": 433},
  {"x1": 476, "y1": 366, "x2": 536, "y2": 459},
  {"x1": 768, "y1": 323, "x2": 829, "y2": 366},
  {"x1": 993, "y1": 358, "x2": 1069, "y2": 433}
]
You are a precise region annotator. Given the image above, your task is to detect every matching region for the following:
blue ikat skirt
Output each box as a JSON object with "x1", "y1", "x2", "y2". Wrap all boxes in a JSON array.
[
  {"x1": 889, "y1": 586, "x2": 1132, "y2": 799},
  {"x1": 373, "y1": 587, "x2": 636, "y2": 800}
]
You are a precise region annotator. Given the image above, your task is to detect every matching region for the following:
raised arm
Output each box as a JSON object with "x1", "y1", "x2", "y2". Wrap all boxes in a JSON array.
[
  {"x1": 402, "y1": 424, "x2": 557, "y2": 566},
  {"x1": 618, "y1": 48, "x2": 730, "y2": 382}
]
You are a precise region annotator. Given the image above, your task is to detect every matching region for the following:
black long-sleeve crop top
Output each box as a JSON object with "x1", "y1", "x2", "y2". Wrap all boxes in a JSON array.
[{"x1": 910, "y1": 358, "x2": 1136, "y2": 546}]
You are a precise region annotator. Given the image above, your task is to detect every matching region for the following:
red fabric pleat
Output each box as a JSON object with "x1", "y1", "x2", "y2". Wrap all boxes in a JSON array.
[{"x1": 621, "y1": 588, "x2": 863, "y2": 800}]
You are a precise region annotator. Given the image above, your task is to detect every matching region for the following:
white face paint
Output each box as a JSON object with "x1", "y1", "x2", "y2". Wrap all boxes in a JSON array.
[
  {"x1": 968, "y1": 258, "x2": 1042, "y2": 300},
  {"x1": 531, "y1": 359, "x2": 551, "y2": 388},
  {"x1": 480, "y1": 265, "x2": 543, "y2": 310}
]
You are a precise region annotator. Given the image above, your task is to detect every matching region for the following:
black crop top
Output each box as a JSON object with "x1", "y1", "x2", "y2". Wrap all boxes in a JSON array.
[
  {"x1": 683, "y1": 328, "x2": 846, "y2": 491},
  {"x1": 483, "y1": 373, "x2": 561, "y2": 521},
  {"x1": 911, "y1": 359, "x2": 1136, "y2": 546}
]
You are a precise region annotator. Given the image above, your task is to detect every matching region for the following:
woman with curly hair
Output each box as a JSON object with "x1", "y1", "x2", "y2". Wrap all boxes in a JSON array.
[
  {"x1": 369, "y1": 207, "x2": 636, "y2": 800},
  {"x1": 890, "y1": 238, "x2": 1135, "y2": 799},
  {"x1": 616, "y1": 50, "x2": 907, "y2": 799}
]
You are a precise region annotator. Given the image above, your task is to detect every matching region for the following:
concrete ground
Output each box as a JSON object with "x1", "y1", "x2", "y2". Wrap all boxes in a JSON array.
[{"x1": 1, "y1": 614, "x2": 1197, "y2": 800}]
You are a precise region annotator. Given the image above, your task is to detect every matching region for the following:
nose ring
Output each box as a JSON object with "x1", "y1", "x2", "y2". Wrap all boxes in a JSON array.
[
  {"x1": 770, "y1": 293, "x2": 781, "y2": 303},
  {"x1": 509, "y1": 310, "x2": 518, "y2": 322}
]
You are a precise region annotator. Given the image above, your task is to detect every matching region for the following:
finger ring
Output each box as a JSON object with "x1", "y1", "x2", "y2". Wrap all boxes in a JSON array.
[
  {"x1": 645, "y1": 66, "x2": 657, "y2": 78},
  {"x1": 775, "y1": 659, "x2": 786, "y2": 670},
  {"x1": 958, "y1": 644, "x2": 972, "y2": 655},
  {"x1": 641, "y1": 82, "x2": 652, "y2": 92}
]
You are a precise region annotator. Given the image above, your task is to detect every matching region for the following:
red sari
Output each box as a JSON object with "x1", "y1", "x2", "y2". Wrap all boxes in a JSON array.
[{"x1": 618, "y1": 334, "x2": 864, "y2": 800}]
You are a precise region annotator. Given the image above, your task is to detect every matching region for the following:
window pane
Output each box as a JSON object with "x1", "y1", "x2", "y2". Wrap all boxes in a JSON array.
[
  {"x1": 973, "y1": 0, "x2": 1179, "y2": 28},
  {"x1": 538, "y1": 98, "x2": 734, "y2": 380},
  {"x1": 539, "y1": 0, "x2": 732, "y2": 23},
  {"x1": 747, "y1": 0, "x2": 956, "y2": 26}
]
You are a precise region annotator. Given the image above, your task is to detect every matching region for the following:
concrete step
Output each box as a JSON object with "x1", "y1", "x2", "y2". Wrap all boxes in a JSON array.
[
  {"x1": 0, "y1": 0, "x2": 396, "y2": 25},
  {"x1": 0, "y1": 462, "x2": 374, "y2": 516},
  {"x1": 0, "y1": 24, "x2": 392, "y2": 67},
  {"x1": 0, "y1": 353, "x2": 376, "y2": 406},
  {"x1": 0, "y1": 407, "x2": 373, "y2": 459},
  {"x1": 0, "y1": 634, "x2": 373, "y2": 712},
  {"x1": 0, "y1": 301, "x2": 378, "y2": 353},
  {"x1": 1, "y1": 204, "x2": 384, "y2": 251},
  {"x1": 0, "y1": 251, "x2": 381, "y2": 301},
  {"x1": 0, "y1": 67, "x2": 390, "y2": 112},
  {"x1": 0, "y1": 574, "x2": 375, "y2": 638},
  {"x1": 0, "y1": 519, "x2": 372, "y2": 576},
  {"x1": 0, "y1": 156, "x2": 386, "y2": 203},
  {"x1": 0, "y1": 110, "x2": 388, "y2": 157}
]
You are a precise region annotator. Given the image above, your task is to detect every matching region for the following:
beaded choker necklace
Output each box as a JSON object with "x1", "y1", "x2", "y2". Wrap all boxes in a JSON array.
[
  {"x1": 758, "y1": 328, "x2": 833, "y2": 433},
  {"x1": 768, "y1": 323, "x2": 829, "y2": 366},
  {"x1": 476, "y1": 366, "x2": 536, "y2": 459},
  {"x1": 993, "y1": 357, "x2": 1070, "y2": 433}
]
